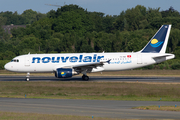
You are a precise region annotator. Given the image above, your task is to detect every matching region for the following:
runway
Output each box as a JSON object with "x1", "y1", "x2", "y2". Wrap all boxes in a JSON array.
[
  {"x1": 0, "y1": 98, "x2": 180, "y2": 119},
  {"x1": 0, "y1": 75, "x2": 180, "y2": 82}
]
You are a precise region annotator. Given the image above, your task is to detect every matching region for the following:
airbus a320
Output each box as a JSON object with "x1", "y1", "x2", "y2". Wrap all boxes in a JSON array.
[{"x1": 4, "y1": 25, "x2": 175, "y2": 81}]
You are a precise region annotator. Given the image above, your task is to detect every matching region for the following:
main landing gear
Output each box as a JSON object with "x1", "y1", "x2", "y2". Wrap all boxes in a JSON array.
[
  {"x1": 82, "y1": 74, "x2": 89, "y2": 81},
  {"x1": 26, "y1": 72, "x2": 30, "y2": 81}
]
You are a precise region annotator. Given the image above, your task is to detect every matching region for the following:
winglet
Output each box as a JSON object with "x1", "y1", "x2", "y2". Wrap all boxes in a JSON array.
[{"x1": 140, "y1": 25, "x2": 171, "y2": 53}]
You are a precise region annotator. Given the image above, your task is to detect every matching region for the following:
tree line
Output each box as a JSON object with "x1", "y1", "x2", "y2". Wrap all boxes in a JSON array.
[{"x1": 0, "y1": 5, "x2": 180, "y2": 69}]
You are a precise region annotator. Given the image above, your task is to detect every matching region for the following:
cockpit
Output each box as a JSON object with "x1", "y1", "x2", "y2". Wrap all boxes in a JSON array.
[{"x1": 11, "y1": 59, "x2": 19, "y2": 62}]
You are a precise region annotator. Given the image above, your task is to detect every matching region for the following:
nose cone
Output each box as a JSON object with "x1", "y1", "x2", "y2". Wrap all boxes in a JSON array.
[{"x1": 4, "y1": 62, "x2": 11, "y2": 71}]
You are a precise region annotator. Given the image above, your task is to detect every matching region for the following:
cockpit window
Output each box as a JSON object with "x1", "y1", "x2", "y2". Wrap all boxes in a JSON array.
[{"x1": 11, "y1": 59, "x2": 19, "y2": 62}]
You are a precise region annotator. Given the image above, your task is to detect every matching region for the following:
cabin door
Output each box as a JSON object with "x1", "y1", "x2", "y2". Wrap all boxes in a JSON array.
[{"x1": 25, "y1": 56, "x2": 30, "y2": 66}]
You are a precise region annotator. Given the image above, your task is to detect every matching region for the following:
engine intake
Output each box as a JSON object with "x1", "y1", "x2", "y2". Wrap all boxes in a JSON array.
[{"x1": 55, "y1": 68, "x2": 77, "y2": 78}]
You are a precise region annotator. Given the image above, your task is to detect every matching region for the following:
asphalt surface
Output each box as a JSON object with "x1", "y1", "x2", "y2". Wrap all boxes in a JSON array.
[
  {"x1": 0, "y1": 98, "x2": 180, "y2": 119},
  {"x1": 0, "y1": 75, "x2": 180, "y2": 82}
]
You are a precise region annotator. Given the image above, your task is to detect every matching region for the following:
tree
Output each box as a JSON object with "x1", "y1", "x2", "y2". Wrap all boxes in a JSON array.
[
  {"x1": 21, "y1": 9, "x2": 38, "y2": 24},
  {"x1": 1, "y1": 4, "x2": 180, "y2": 70},
  {"x1": 161, "y1": 6, "x2": 180, "y2": 18}
]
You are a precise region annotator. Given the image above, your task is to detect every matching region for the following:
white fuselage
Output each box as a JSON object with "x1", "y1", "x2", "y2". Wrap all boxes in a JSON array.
[{"x1": 4, "y1": 52, "x2": 175, "y2": 73}]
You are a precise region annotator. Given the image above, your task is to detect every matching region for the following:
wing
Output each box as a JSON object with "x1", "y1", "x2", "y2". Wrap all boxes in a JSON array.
[
  {"x1": 72, "y1": 59, "x2": 111, "y2": 73},
  {"x1": 53, "y1": 60, "x2": 111, "y2": 73},
  {"x1": 73, "y1": 59, "x2": 111, "y2": 68}
]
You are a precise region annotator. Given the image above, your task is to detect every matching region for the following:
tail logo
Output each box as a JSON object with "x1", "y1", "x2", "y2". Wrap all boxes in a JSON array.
[
  {"x1": 61, "y1": 72, "x2": 66, "y2": 77},
  {"x1": 150, "y1": 39, "x2": 163, "y2": 48}
]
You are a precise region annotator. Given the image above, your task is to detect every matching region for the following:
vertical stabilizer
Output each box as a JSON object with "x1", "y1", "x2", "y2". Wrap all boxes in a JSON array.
[{"x1": 141, "y1": 25, "x2": 171, "y2": 53}]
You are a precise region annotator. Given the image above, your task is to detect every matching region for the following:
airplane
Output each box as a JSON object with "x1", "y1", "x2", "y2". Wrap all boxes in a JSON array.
[{"x1": 4, "y1": 25, "x2": 175, "y2": 81}]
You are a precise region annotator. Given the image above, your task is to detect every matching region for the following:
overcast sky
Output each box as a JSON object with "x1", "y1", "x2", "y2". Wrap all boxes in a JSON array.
[{"x1": 1, "y1": 0, "x2": 180, "y2": 15}]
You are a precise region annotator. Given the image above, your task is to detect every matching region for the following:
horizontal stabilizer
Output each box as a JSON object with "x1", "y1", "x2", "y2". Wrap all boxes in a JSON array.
[{"x1": 152, "y1": 54, "x2": 175, "y2": 63}]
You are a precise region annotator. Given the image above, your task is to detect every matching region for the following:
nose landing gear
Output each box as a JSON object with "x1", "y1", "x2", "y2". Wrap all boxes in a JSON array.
[{"x1": 26, "y1": 72, "x2": 30, "y2": 81}]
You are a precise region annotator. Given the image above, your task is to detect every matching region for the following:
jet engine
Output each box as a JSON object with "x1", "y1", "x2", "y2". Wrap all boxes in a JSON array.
[{"x1": 55, "y1": 68, "x2": 78, "y2": 78}]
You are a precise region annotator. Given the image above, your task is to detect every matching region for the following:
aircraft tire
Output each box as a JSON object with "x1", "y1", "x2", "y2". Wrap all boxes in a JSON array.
[
  {"x1": 26, "y1": 77, "x2": 29, "y2": 81},
  {"x1": 84, "y1": 76, "x2": 89, "y2": 81},
  {"x1": 82, "y1": 75, "x2": 89, "y2": 81},
  {"x1": 82, "y1": 75, "x2": 85, "y2": 80}
]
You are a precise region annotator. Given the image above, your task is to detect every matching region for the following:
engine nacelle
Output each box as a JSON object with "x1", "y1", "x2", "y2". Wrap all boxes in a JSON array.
[{"x1": 55, "y1": 68, "x2": 77, "y2": 78}]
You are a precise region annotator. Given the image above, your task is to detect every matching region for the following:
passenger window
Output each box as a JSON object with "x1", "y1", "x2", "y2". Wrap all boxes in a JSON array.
[{"x1": 17, "y1": 60, "x2": 19, "y2": 62}]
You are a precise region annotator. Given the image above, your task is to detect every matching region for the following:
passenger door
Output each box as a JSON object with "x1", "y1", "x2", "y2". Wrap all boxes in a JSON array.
[{"x1": 25, "y1": 56, "x2": 30, "y2": 66}]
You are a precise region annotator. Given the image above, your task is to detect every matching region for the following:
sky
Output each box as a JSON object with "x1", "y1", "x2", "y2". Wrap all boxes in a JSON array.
[{"x1": 0, "y1": 0, "x2": 180, "y2": 15}]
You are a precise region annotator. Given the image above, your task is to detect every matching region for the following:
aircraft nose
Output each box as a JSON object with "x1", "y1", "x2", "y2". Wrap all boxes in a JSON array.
[{"x1": 4, "y1": 63, "x2": 11, "y2": 71}]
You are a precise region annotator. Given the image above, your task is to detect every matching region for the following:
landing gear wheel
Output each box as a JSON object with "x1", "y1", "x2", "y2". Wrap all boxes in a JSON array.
[
  {"x1": 82, "y1": 75, "x2": 89, "y2": 81},
  {"x1": 26, "y1": 72, "x2": 30, "y2": 81},
  {"x1": 26, "y1": 77, "x2": 29, "y2": 81}
]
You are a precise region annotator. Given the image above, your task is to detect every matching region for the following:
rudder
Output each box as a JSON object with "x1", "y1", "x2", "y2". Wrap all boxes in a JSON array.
[{"x1": 141, "y1": 25, "x2": 171, "y2": 53}]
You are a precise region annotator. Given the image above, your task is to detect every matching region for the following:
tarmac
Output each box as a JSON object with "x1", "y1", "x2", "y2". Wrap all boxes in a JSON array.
[
  {"x1": 0, "y1": 98, "x2": 180, "y2": 119},
  {"x1": 0, "y1": 75, "x2": 180, "y2": 82}
]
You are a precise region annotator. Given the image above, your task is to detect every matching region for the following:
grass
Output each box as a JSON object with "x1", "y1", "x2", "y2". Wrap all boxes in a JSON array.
[
  {"x1": 0, "y1": 111, "x2": 125, "y2": 120},
  {"x1": 0, "y1": 81, "x2": 180, "y2": 101},
  {"x1": 133, "y1": 105, "x2": 180, "y2": 111}
]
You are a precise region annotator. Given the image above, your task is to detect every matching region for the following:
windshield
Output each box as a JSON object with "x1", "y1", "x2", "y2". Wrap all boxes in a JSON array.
[{"x1": 11, "y1": 59, "x2": 19, "y2": 62}]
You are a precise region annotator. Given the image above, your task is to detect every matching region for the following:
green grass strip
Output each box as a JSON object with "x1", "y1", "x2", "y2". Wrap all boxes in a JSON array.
[
  {"x1": 0, "y1": 81, "x2": 180, "y2": 101},
  {"x1": 0, "y1": 111, "x2": 124, "y2": 120}
]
